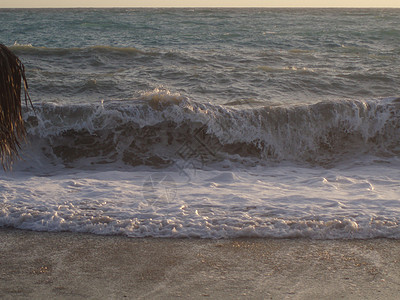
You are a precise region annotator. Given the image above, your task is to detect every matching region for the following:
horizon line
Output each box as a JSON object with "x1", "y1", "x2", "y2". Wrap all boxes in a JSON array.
[{"x1": 1, "y1": 6, "x2": 400, "y2": 8}]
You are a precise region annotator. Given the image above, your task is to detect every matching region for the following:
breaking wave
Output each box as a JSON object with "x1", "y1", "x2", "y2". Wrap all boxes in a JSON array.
[{"x1": 20, "y1": 94, "x2": 400, "y2": 170}]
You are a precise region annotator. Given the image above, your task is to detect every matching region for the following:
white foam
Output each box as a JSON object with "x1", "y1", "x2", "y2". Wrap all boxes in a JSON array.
[
  {"x1": 207, "y1": 172, "x2": 237, "y2": 183},
  {"x1": 1, "y1": 158, "x2": 400, "y2": 239}
]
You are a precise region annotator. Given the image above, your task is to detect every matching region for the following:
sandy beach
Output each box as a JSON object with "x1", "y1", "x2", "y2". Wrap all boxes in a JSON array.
[{"x1": 0, "y1": 228, "x2": 399, "y2": 299}]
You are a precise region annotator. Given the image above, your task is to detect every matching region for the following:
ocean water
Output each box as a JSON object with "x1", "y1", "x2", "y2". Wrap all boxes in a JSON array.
[{"x1": 1, "y1": 8, "x2": 400, "y2": 238}]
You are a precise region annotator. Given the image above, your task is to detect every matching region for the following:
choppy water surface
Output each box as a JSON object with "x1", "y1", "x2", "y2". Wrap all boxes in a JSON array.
[{"x1": 1, "y1": 8, "x2": 400, "y2": 238}]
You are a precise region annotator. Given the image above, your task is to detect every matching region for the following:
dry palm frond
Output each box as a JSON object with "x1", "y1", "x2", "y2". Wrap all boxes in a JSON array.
[{"x1": 0, "y1": 44, "x2": 33, "y2": 170}]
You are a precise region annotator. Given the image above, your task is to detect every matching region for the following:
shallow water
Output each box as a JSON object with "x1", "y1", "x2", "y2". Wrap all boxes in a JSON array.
[{"x1": 1, "y1": 8, "x2": 400, "y2": 238}]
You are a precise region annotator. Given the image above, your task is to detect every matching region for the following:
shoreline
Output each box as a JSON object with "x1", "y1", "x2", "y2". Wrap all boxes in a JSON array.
[{"x1": 1, "y1": 228, "x2": 400, "y2": 299}]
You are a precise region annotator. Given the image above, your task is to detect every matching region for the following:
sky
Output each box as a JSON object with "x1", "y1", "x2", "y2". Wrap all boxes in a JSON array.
[{"x1": 1, "y1": 0, "x2": 400, "y2": 8}]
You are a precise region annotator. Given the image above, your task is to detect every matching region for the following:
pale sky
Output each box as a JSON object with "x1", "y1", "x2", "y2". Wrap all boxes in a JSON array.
[{"x1": 1, "y1": 0, "x2": 400, "y2": 8}]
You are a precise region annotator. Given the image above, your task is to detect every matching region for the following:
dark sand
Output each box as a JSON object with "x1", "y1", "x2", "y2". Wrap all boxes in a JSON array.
[{"x1": 1, "y1": 228, "x2": 400, "y2": 299}]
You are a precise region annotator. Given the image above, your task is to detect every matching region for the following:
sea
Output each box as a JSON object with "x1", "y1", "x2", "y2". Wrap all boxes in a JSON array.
[{"x1": 1, "y1": 8, "x2": 400, "y2": 238}]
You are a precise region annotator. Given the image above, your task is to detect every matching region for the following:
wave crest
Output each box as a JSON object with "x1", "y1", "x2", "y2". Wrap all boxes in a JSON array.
[
  {"x1": 21, "y1": 97, "x2": 400, "y2": 169},
  {"x1": 10, "y1": 43, "x2": 155, "y2": 57}
]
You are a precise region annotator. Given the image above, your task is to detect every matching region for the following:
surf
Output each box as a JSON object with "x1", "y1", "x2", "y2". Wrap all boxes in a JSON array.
[{"x1": 18, "y1": 96, "x2": 400, "y2": 171}]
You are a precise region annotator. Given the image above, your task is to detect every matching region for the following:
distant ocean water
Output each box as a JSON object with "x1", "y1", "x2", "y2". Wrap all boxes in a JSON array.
[{"x1": 1, "y1": 8, "x2": 400, "y2": 238}]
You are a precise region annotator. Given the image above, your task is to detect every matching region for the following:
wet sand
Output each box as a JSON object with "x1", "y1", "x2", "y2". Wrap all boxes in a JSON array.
[{"x1": 1, "y1": 228, "x2": 400, "y2": 299}]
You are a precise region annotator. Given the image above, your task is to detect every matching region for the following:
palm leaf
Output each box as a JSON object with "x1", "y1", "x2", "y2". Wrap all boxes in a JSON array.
[{"x1": 0, "y1": 44, "x2": 33, "y2": 170}]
